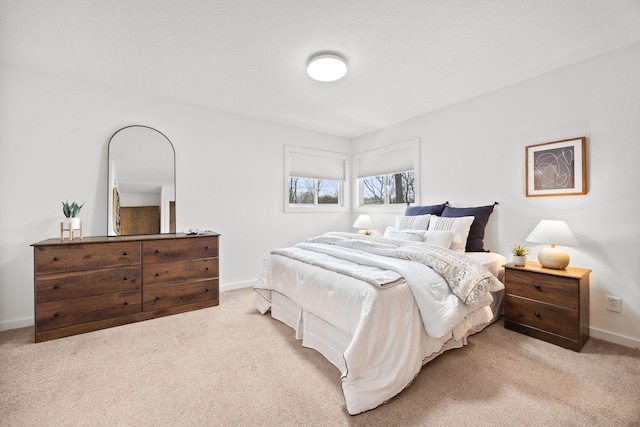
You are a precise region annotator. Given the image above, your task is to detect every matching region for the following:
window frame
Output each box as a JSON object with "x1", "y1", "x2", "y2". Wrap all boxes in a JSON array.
[
  {"x1": 353, "y1": 139, "x2": 420, "y2": 213},
  {"x1": 284, "y1": 145, "x2": 350, "y2": 213}
]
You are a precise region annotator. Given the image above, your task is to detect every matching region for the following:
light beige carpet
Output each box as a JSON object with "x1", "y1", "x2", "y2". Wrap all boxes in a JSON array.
[{"x1": 1, "y1": 287, "x2": 639, "y2": 426}]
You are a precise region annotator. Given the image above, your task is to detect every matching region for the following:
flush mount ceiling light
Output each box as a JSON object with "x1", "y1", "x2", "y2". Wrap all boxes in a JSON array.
[{"x1": 307, "y1": 53, "x2": 347, "y2": 82}]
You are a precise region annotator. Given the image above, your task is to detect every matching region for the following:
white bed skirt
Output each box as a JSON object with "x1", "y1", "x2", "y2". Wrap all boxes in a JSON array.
[{"x1": 255, "y1": 288, "x2": 503, "y2": 376}]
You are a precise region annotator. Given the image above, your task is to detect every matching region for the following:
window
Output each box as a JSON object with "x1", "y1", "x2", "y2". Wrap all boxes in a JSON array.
[
  {"x1": 284, "y1": 145, "x2": 349, "y2": 212},
  {"x1": 354, "y1": 139, "x2": 420, "y2": 211},
  {"x1": 362, "y1": 171, "x2": 415, "y2": 205}
]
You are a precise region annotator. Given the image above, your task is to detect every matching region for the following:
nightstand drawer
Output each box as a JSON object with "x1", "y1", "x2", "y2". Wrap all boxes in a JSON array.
[
  {"x1": 506, "y1": 269, "x2": 579, "y2": 309},
  {"x1": 505, "y1": 295, "x2": 579, "y2": 341}
]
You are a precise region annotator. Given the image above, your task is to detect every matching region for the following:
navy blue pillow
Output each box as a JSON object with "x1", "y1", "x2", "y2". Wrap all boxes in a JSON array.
[
  {"x1": 442, "y1": 205, "x2": 495, "y2": 252},
  {"x1": 405, "y1": 203, "x2": 446, "y2": 216}
]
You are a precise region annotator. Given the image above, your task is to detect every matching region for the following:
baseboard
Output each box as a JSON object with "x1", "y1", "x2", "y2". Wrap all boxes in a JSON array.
[
  {"x1": 220, "y1": 280, "x2": 255, "y2": 292},
  {"x1": 590, "y1": 327, "x2": 640, "y2": 349},
  {"x1": 0, "y1": 316, "x2": 34, "y2": 332}
]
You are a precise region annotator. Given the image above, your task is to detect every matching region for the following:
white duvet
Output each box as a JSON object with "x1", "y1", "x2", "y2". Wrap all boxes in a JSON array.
[{"x1": 254, "y1": 232, "x2": 505, "y2": 415}]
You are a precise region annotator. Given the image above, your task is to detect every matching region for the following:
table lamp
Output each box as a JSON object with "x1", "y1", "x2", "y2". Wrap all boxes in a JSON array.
[
  {"x1": 352, "y1": 214, "x2": 373, "y2": 235},
  {"x1": 525, "y1": 220, "x2": 579, "y2": 269}
]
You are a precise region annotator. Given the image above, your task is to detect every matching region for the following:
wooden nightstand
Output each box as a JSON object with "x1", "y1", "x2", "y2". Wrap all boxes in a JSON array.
[{"x1": 503, "y1": 262, "x2": 591, "y2": 352}]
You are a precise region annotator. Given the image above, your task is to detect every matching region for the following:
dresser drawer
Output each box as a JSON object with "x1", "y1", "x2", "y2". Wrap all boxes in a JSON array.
[
  {"x1": 36, "y1": 290, "x2": 141, "y2": 331},
  {"x1": 35, "y1": 242, "x2": 140, "y2": 274},
  {"x1": 36, "y1": 266, "x2": 141, "y2": 303},
  {"x1": 143, "y1": 258, "x2": 219, "y2": 287},
  {"x1": 505, "y1": 269, "x2": 579, "y2": 309},
  {"x1": 143, "y1": 236, "x2": 218, "y2": 264},
  {"x1": 142, "y1": 279, "x2": 219, "y2": 311},
  {"x1": 505, "y1": 295, "x2": 579, "y2": 340}
]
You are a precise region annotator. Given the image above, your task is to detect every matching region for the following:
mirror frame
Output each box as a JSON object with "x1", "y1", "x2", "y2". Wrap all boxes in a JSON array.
[{"x1": 107, "y1": 125, "x2": 176, "y2": 236}]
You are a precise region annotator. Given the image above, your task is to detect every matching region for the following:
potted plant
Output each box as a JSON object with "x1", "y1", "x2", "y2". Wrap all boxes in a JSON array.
[
  {"x1": 62, "y1": 200, "x2": 84, "y2": 230},
  {"x1": 511, "y1": 243, "x2": 530, "y2": 267}
]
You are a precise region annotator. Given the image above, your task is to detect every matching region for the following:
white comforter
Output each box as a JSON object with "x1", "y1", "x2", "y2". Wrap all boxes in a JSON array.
[{"x1": 254, "y1": 233, "x2": 504, "y2": 415}]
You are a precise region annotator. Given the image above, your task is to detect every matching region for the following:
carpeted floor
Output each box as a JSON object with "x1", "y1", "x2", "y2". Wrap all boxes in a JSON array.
[{"x1": 1, "y1": 287, "x2": 639, "y2": 426}]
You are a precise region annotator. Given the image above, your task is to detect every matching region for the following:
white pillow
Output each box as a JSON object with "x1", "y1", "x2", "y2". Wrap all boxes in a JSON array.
[
  {"x1": 383, "y1": 227, "x2": 426, "y2": 242},
  {"x1": 428, "y1": 216, "x2": 474, "y2": 252},
  {"x1": 422, "y1": 230, "x2": 455, "y2": 249},
  {"x1": 395, "y1": 214, "x2": 431, "y2": 230}
]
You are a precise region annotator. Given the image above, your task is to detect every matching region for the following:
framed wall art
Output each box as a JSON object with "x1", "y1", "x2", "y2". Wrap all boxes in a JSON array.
[{"x1": 526, "y1": 137, "x2": 587, "y2": 197}]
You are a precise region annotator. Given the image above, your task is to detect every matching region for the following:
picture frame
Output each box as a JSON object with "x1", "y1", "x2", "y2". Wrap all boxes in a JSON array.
[{"x1": 525, "y1": 137, "x2": 587, "y2": 197}]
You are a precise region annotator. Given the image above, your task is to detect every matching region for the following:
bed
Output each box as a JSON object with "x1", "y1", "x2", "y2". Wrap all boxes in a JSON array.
[{"x1": 253, "y1": 209, "x2": 505, "y2": 415}]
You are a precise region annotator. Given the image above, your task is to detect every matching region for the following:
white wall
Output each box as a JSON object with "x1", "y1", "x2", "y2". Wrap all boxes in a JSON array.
[
  {"x1": 0, "y1": 62, "x2": 351, "y2": 330},
  {"x1": 352, "y1": 43, "x2": 640, "y2": 348}
]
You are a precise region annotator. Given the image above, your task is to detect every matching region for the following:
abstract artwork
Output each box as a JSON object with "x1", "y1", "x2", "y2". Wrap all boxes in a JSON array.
[{"x1": 526, "y1": 137, "x2": 586, "y2": 197}]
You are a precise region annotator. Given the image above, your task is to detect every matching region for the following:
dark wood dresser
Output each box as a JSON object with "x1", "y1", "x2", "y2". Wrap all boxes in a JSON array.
[
  {"x1": 32, "y1": 233, "x2": 219, "y2": 342},
  {"x1": 504, "y1": 262, "x2": 590, "y2": 352}
]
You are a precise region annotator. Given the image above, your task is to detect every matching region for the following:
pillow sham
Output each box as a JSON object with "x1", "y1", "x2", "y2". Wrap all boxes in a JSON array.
[
  {"x1": 442, "y1": 205, "x2": 495, "y2": 252},
  {"x1": 405, "y1": 203, "x2": 446, "y2": 216},
  {"x1": 422, "y1": 230, "x2": 455, "y2": 249},
  {"x1": 383, "y1": 227, "x2": 426, "y2": 242},
  {"x1": 395, "y1": 214, "x2": 431, "y2": 230},
  {"x1": 428, "y1": 216, "x2": 474, "y2": 252}
]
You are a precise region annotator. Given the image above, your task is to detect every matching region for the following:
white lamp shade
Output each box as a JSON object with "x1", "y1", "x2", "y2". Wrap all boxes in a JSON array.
[
  {"x1": 352, "y1": 214, "x2": 373, "y2": 229},
  {"x1": 525, "y1": 220, "x2": 579, "y2": 247},
  {"x1": 525, "y1": 220, "x2": 579, "y2": 269},
  {"x1": 307, "y1": 54, "x2": 347, "y2": 82}
]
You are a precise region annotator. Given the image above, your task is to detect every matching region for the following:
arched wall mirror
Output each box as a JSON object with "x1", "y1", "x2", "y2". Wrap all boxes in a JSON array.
[{"x1": 108, "y1": 125, "x2": 176, "y2": 236}]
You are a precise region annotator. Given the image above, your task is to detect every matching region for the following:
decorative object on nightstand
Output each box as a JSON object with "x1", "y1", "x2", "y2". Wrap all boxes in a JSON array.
[
  {"x1": 504, "y1": 262, "x2": 591, "y2": 352},
  {"x1": 60, "y1": 200, "x2": 84, "y2": 241},
  {"x1": 353, "y1": 214, "x2": 373, "y2": 235},
  {"x1": 511, "y1": 243, "x2": 530, "y2": 267},
  {"x1": 525, "y1": 220, "x2": 579, "y2": 269}
]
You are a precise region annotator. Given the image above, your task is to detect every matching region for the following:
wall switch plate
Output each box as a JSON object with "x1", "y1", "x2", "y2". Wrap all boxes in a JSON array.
[{"x1": 606, "y1": 296, "x2": 622, "y2": 313}]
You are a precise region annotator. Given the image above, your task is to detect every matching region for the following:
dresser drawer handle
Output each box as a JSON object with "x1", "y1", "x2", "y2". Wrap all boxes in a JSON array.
[
  {"x1": 54, "y1": 312, "x2": 60, "y2": 317},
  {"x1": 155, "y1": 249, "x2": 160, "y2": 254},
  {"x1": 123, "y1": 251, "x2": 128, "y2": 256},
  {"x1": 205, "y1": 287, "x2": 210, "y2": 292},
  {"x1": 53, "y1": 257, "x2": 59, "y2": 262},
  {"x1": 155, "y1": 273, "x2": 160, "y2": 277},
  {"x1": 205, "y1": 267, "x2": 209, "y2": 271},
  {"x1": 123, "y1": 276, "x2": 128, "y2": 281},
  {"x1": 123, "y1": 301, "x2": 128, "y2": 306},
  {"x1": 53, "y1": 284, "x2": 60, "y2": 289},
  {"x1": 205, "y1": 245, "x2": 210, "y2": 250},
  {"x1": 534, "y1": 312, "x2": 540, "y2": 318},
  {"x1": 155, "y1": 296, "x2": 160, "y2": 301},
  {"x1": 534, "y1": 284, "x2": 541, "y2": 290}
]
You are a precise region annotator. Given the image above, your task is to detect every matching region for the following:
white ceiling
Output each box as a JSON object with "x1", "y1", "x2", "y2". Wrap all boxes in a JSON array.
[{"x1": 2, "y1": 0, "x2": 639, "y2": 138}]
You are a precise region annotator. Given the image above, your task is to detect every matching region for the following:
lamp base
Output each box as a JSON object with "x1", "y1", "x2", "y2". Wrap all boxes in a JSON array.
[{"x1": 538, "y1": 246, "x2": 569, "y2": 269}]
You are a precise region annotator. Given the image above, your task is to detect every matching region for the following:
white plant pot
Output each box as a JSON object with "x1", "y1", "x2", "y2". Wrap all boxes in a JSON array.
[
  {"x1": 69, "y1": 217, "x2": 81, "y2": 230},
  {"x1": 512, "y1": 255, "x2": 527, "y2": 267}
]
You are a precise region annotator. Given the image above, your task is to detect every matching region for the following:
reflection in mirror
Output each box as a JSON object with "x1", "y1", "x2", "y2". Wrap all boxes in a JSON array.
[{"x1": 108, "y1": 125, "x2": 176, "y2": 236}]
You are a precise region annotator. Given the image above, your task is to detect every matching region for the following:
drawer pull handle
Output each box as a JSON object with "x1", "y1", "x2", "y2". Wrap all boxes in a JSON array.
[
  {"x1": 123, "y1": 251, "x2": 128, "y2": 256},
  {"x1": 54, "y1": 312, "x2": 60, "y2": 317},
  {"x1": 205, "y1": 245, "x2": 210, "y2": 250},
  {"x1": 155, "y1": 296, "x2": 160, "y2": 301},
  {"x1": 155, "y1": 249, "x2": 160, "y2": 254},
  {"x1": 123, "y1": 276, "x2": 128, "y2": 281},
  {"x1": 205, "y1": 267, "x2": 209, "y2": 271},
  {"x1": 534, "y1": 284, "x2": 541, "y2": 290},
  {"x1": 53, "y1": 257, "x2": 59, "y2": 262},
  {"x1": 155, "y1": 273, "x2": 160, "y2": 277},
  {"x1": 534, "y1": 312, "x2": 540, "y2": 318},
  {"x1": 53, "y1": 284, "x2": 60, "y2": 289},
  {"x1": 123, "y1": 301, "x2": 128, "y2": 306},
  {"x1": 205, "y1": 287, "x2": 210, "y2": 292}
]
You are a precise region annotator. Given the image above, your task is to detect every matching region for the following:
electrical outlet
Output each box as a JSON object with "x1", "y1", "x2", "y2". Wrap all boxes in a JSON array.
[{"x1": 606, "y1": 296, "x2": 622, "y2": 313}]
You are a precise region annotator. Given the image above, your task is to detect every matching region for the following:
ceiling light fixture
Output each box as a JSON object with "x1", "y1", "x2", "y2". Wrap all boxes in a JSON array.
[{"x1": 307, "y1": 53, "x2": 347, "y2": 82}]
